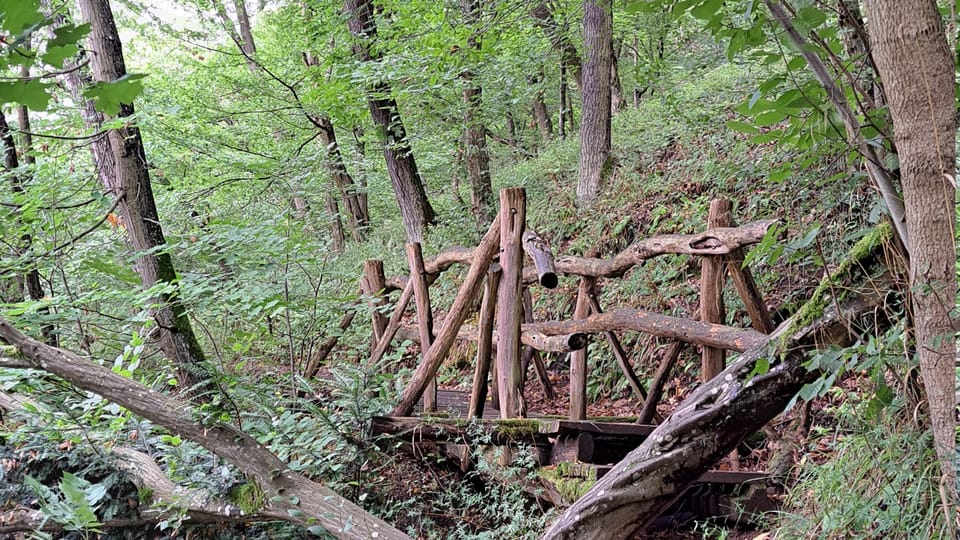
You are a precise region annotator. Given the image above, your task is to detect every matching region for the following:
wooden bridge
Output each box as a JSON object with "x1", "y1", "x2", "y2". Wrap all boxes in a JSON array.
[{"x1": 313, "y1": 187, "x2": 783, "y2": 521}]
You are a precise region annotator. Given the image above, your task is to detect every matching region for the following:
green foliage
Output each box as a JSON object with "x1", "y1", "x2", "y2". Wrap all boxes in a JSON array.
[
  {"x1": 82, "y1": 73, "x2": 148, "y2": 116},
  {"x1": 24, "y1": 471, "x2": 107, "y2": 535},
  {"x1": 775, "y1": 401, "x2": 952, "y2": 539}
]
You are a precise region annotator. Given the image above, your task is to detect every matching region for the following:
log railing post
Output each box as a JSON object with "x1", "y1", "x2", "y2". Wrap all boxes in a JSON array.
[
  {"x1": 495, "y1": 187, "x2": 526, "y2": 419},
  {"x1": 569, "y1": 275, "x2": 594, "y2": 420},
  {"x1": 392, "y1": 214, "x2": 501, "y2": 417},
  {"x1": 361, "y1": 260, "x2": 388, "y2": 352},
  {"x1": 406, "y1": 242, "x2": 436, "y2": 412},
  {"x1": 700, "y1": 199, "x2": 731, "y2": 381},
  {"x1": 521, "y1": 288, "x2": 556, "y2": 400},
  {"x1": 724, "y1": 210, "x2": 775, "y2": 334},
  {"x1": 468, "y1": 264, "x2": 500, "y2": 418}
]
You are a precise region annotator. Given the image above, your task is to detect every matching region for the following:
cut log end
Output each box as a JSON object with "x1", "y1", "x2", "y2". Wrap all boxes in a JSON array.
[{"x1": 540, "y1": 272, "x2": 559, "y2": 289}]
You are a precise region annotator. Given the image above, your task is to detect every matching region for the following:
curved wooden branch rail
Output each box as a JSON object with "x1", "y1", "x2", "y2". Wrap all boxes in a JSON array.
[
  {"x1": 524, "y1": 309, "x2": 767, "y2": 353},
  {"x1": 386, "y1": 219, "x2": 779, "y2": 291},
  {"x1": 523, "y1": 219, "x2": 780, "y2": 282}
]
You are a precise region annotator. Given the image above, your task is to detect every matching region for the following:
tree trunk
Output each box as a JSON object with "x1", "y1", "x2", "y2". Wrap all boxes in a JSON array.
[
  {"x1": 459, "y1": 0, "x2": 494, "y2": 226},
  {"x1": 0, "y1": 111, "x2": 48, "y2": 338},
  {"x1": 610, "y1": 38, "x2": 625, "y2": 113},
  {"x1": 78, "y1": 0, "x2": 210, "y2": 392},
  {"x1": 531, "y1": 1, "x2": 583, "y2": 93},
  {"x1": 323, "y1": 195, "x2": 346, "y2": 253},
  {"x1": 344, "y1": 0, "x2": 435, "y2": 242},
  {"x1": 530, "y1": 72, "x2": 554, "y2": 143},
  {"x1": 0, "y1": 320, "x2": 410, "y2": 540},
  {"x1": 315, "y1": 114, "x2": 369, "y2": 239},
  {"x1": 541, "y1": 243, "x2": 895, "y2": 538},
  {"x1": 864, "y1": 0, "x2": 957, "y2": 517},
  {"x1": 577, "y1": 0, "x2": 612, "y2": 206}
]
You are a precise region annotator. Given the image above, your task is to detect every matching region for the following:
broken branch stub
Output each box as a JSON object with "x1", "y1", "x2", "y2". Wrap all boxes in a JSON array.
[{"x1": 523, "y1": 229, "x2": 558, "y2": 288}]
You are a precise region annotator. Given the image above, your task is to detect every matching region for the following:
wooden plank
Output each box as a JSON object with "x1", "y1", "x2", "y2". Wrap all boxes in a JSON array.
[
  {"x1": 521, "y1": 287, "x2": 555, "y2": 399},
  {"x1": 569, "y1": 276, "x2": 594, "y2": 420},
  {"x1": 468, "y1": 265, "x2": 500, "y2": 418},
  {"x1": 554, "y1": 420, "x2": 657, "y2": 437}
]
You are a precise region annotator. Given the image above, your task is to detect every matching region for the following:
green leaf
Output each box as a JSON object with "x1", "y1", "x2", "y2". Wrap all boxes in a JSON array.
[
  {"x1": 0, "y1": 0, "x2": 42, "y2": 35},
  {"x1": 0, "y1": 79, "x2": 53, "y2": 111},
  {"x1": 82, "y1": 74, "x2": 148, "y2": 116},
  {"x1": 754, "y1": 109, "x2": 787, "y2": 126},
  {"x1": 797, "y1": 6, "x2": 826, "y2": 29},
  {"x1": 42, "y1": 43, "x2": 81, "y2": 68},
  {"x1": 726, "y1": 120, "x2": 758, "y2": 134},
  {"x1": 690, "y1": 0, "x2": 723, "y2": 21}
]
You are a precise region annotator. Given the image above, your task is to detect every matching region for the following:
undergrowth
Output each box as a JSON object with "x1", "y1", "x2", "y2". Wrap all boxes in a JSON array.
[{"x1": 774, "y1": 399, "x2": 952, "y2": 540}]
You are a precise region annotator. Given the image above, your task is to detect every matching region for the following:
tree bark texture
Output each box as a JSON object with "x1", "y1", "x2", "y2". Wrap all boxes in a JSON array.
[
  {"x1": 316, "y1": 115, "x2": 369, "y2": 240},
  {"x1": 361, "y1": 259, "x2": 388, "y2": 350},
  {"x1": 0, "y1": 320, "x2": 410, "y2": 540},
  {"x1": 323, "y1": 195, "x2": 346, "y2": 253},
  {"x1": 78, "y1": 0, "x2": 210, "y2": 392},
  {"x1": 864, "y1": 0, "x2": 958, "y2": 507},
  {"x1": 542, "y1": 270, "x2": 893, "y2": 538},
  {"x1": 344, "y1": 0, "x2": 435, "y2": 242},
  {"x1": 530, "y1": 71, "x2": 555, "y2": 142},
  {"x1": 496, "y1": 188, "x2": 526, "y2": 419},
  {"x1": 459, "y1": 0, "x2": 494, "y2": 225},
  {"x1": 577, "y1": 0, "x2": 613, "y2": 206}
]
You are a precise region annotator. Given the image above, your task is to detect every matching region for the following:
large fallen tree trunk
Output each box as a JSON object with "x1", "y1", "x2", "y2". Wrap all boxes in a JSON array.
[
  {"x1": 540, "y1": 231, "x2": 896, "y2": 539},
  {"x1": 0, "y1": 321, "x2": 410, "y2": 540}
]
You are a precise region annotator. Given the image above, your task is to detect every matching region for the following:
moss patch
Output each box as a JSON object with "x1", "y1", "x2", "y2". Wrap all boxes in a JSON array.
[
  {"x1": 227, "y1": 481, "x2": 265, "y2": 515},
  {"x1": 541, "y1": 462, "x2": 597, "y2": 503},
  {"x1": 780, "y1": 222, "x2": 892, "y2": 347},
  {"x1": 493, "y1": 418, "x2": 543, "y2": 438}
]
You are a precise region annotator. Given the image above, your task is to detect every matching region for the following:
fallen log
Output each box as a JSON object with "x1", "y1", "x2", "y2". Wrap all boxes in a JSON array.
[
  {"x1": 0, "y1": 322, "x2": 411, "y2": 540},
  {"x1": 541, "y1": 229, "x2": 895, "y2": 539}
]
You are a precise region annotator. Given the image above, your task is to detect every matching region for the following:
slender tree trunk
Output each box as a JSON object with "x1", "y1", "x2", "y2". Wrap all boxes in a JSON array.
[
  {"x1": 459, "y1": 0, "x2": 494, "y2": 225},
  {"x1": 531, "y1": 1, "x2": 583, "y2": 93},
  {"x1": 610, "y1": 38, "x2": 625, "y2": 113},
  {"x1": 78, "y1": 0, "x2": 210, "y2": 393},
  {"x1": 577, "y1": 0, "x2": 613, "y2": 206},
  {"x1": 322, "y1": 195, "x2": 346, "y2": 253},
  {"x1": 344, "y1": 0, "x2": 435, "y2": 242},
  {"x1": 559, "y1": 59, "x2": 568, "y2": 139},
  {"x1": 530, "y1": 72, "x2": 554, "y2": 142},
  {"x1": 864, "y1": 0, "x2": 957, "y2": 519},
  {"x1": 314, "y1": 113, "x2": 369, "y2": 239}
]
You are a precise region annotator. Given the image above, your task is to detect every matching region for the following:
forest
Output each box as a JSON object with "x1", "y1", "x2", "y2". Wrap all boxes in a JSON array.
[{"x1": 0, "y1": 0, "x2": 956, "y2": 538}]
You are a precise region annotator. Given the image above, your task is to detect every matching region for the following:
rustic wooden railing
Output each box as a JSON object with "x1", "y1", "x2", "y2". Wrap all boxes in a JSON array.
[{"x1": 312, "y1": 187, "x2": 780, "y2": 423}]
